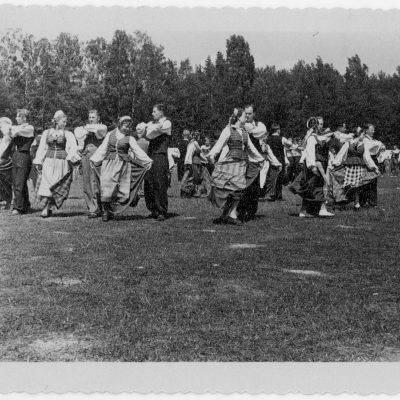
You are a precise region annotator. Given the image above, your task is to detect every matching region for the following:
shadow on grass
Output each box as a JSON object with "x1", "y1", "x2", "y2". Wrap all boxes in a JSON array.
[{"x1": 51, "y1": 211, "x2": 87, "y2": 218}]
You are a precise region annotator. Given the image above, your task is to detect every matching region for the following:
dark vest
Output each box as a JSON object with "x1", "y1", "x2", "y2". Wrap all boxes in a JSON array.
[
  {"x1": 105, "y1": 130, "x2": 131, "y2": 162},
  {"x1": 45, "y1": 130, "x2": 67, "y2": 159},
  {"x1": 267, "y1": 135, "x2": 285, "y2": 162},
  {"x1": 226, "y1": 128, "x2": 249, "y2": 161},
  {"x1": 315, "y1": 140, "x2": 330, "y2": 169},
  {"x1": 148, "y1": 134, "x2": 170, "y2": 156},
  {"x1": 13, "y1": 136, "x2": 34, "y2": 153}
]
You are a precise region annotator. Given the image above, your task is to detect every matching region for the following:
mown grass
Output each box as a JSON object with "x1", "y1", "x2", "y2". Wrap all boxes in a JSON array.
[{"x1": 0, "y1": 171, "x2": 399, "y2": 361}]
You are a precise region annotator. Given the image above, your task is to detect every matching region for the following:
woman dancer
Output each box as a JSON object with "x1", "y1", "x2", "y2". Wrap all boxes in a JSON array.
[
  {"x1": 33, "y1": 111, "x2": 81, "y2": 218},
  {"x1": 207, "y1": 108, "x2": 265, "y2": 226},
  {"x1": 90, "y1": 116, "x2": 153, "y2": 222},
  {"x1": 289, "y1": 117, "x2": 335, "y2": 218}
]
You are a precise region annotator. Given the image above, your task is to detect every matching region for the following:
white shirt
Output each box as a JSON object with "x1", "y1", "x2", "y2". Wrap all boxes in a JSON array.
[
  {"x1": 146, "y1": 117, "x2": 172, "y2": 140},
  {"x1": 11, "y1": 123, "x2": 34, "y2": 138}
]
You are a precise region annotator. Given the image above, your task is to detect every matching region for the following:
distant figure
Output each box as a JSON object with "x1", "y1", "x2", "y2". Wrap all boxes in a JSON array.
[
  {"x1": 177, "y1": 129, "x2": 191, "y2": 181},
  {"x1": 391, "y1": 145, "x2": 399, "y2": 176}
]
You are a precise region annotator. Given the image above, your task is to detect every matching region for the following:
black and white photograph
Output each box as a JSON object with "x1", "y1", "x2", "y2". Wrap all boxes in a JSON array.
[{"x1": 0, "y1": 0, "x2": 399, "y2": 380}]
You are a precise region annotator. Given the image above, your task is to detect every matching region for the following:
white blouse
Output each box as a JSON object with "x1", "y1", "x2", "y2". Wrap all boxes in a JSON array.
[
  {"x1": 33, "y1": 129, "x2": 81, "y2": 165},
  {"x1": 90, "y1": 129, "x2": 153, "y2": 170}
]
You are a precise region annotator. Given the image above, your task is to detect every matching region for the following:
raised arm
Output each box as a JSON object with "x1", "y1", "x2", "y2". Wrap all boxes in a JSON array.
[
  {"x1": 90, "y1": 132, "x2": 111, "y2": 165},
  {"x1": 65, "y1": 131, "x2": 81, "y2": 163},
  {"x1": 129, "y1": 135, "x2": 153, "y2": 170},
  {"x1": 208, "y1": 126, "x2": 230, "y2": 160},
  {"x1": 247, "y1": 135, "x2": 265, "y2": 163},
  {"x1": 11, "y1": 124, "x2": 34, "y2": 138},
  {"x1": 146, "y1": 119, "x2": 172, "y2": 140}
]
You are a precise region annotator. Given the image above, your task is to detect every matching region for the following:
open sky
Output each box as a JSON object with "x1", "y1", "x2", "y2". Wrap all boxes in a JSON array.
[{"x1": 1, "y1": 5, "x2": 400, "y2": 74}]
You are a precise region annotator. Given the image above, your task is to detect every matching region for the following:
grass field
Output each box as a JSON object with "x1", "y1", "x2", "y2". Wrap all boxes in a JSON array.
[{"x1": 1, "y1": 170, "x2": 399, "y2": 361}]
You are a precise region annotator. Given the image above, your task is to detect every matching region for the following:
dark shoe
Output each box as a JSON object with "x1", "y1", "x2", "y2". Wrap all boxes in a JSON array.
[
  {"x1": 156, "y1": 214, "x2": 166, "y2": 222},
  {"x1": 225, "y1": 216, "x2": 243, "y2": 226},
  {"x1": 147, "y1": 213, "x2": 158, "y2": 219},
  {"x1": 213, "y1": 216, "x2": 227, "y2": 225}
]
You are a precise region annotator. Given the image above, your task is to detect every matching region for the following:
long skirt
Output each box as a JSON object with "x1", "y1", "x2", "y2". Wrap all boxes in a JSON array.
[
  {"x1": 37, "y1": 158, "x2": 72, "y2": 208},
  {"x1": 343, "y1": 165, "x2": 380, "y2": 189},
  {"x1": 99, "y1": 158, "x2": 147, "y2": 214},
  {"x1": 288, "y1": 164, "x2": 325, "y2": 203},
  {"x1": 0, "y1": 159, "x2": 12, "y2": 204},
  {"x1": 328, "y1": 166, "x2": 348, "y2": 203},
  {"x1": 209, "y1": 158, "x2": 260, "y2": 209}
]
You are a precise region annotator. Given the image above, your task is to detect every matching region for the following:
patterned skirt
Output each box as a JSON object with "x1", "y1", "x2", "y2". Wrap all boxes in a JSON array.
[
  {"x1": 343, "y1": 165, "x2": 366, "y2": 188},
  {"x1": 328, "y1": 166, "x2": 348, "y2": 203}
]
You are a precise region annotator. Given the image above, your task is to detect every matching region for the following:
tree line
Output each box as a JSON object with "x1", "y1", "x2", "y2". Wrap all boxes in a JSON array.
[{"x1": 1, "y1": 28, "x2": 400, "y2": 145}]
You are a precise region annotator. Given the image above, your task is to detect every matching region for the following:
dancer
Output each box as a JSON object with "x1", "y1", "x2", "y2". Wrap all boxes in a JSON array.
[
  {"x1": 358, "y1": 124, "x2": 383, "y2": 208},
  {"x1": 90, "y1": 116, "x2": 153, "y2": 222},
  {"x1": 236, "y1": 104, "x2": 274, "y2": 221},
  {"x1": 177, "y1": 129, "x2": 191, "y2": 182},
  {"x1": 289, "y1": 116, "x2": 335, "y2": 218},
  {"x1": 74, "y1": 110, "x2": 108, "y2": 218},
  {"x1": 8, "y1": 109, "x2": 35, "y2": 215},
  {"x1": 33, "y1": 111, "x2": 81, "y2": 218},
  {"x1": 266, "y1": 123, "x2": 292, "y2": 201},
  {"x1": 0, "y1": 117, "x2": 13, "y2": 210},
  {"x1": 207, "y1": 108, "x2": 265, "y2": 226},
  {"x1": 144, "y1": 104, "x2": 172, "y2": 221}
]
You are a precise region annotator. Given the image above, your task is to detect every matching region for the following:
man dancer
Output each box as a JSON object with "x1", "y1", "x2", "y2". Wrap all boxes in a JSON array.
[
  {"x1": 236, "y1": 104, "x2": 268, "y2": 221},
  {"x1": 144, "y1": 104, "x2": 172, "y2": 221},
  {"x1": 10, "y1": 109, "x2": 34, "y2": 215},
  {"x1": 266, "y1": 123, "x2": 292, "y2": 201},
  {"x1": 74, "y1": 109, "x2": 107, "y2": 218}
]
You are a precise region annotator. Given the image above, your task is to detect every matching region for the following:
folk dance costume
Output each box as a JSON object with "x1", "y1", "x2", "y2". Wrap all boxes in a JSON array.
[
  {"x1": 289, "y1": 133, "x2": 334, "y2": 218},
  {"x1": 236, "y1": 120, "x2": 267, "y2": 221},
  {"x1": 180, "y1": 139, "x2": 202, "y2": 197},
  {"x1": 33, "y1": 128, "x2": 81, "y2": 213},
  {"x1": 208, "y1": 125, "x2": 265, "y2": 224},
  {"x1": 90, "y1": 127, "x2": 152, "y2": 221},
  {"x1": 8, "y1": 122, "x2": 35, "y2": 213},
  {"x1": 74, "y1": 123, "x2": 107, "y2": 217},
  {"x1": 144, "y1": 117, "x2": 172, "y2": 220},
  {"x1": 265, "y1": 132, "x2": 292, "y2": 201},
  {"x1": 0, "y1": 118, "x2": 13, "y2": 208},
  {"x1": 330, "y1": 134, "x2": 382, "y2": 208}
]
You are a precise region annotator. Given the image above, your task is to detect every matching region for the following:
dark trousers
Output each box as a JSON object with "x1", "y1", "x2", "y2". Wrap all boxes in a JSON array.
[
  {"x1": 271, "y1": 167, "x2": 285, "y2": 199},
  {"x1": 359, "y1": 178, "x2": 378, "y2": 207},
  {"x1": 177, "y1": 162, "x2": 185, "y2": 181},
  {"x1": 237, "y1": 174, "x2": 260, "y2": 218},
  {"x1": 144, "y1": 154, "x2": 169, "y2": 216},
  {"x1": 12, "y1": 151, "x2": 32, "y2": 212}
]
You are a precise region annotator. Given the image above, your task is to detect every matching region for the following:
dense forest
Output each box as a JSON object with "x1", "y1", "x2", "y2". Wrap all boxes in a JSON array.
[{"x1": 1, "y1": 28, "x2": 400, "y2": 145}]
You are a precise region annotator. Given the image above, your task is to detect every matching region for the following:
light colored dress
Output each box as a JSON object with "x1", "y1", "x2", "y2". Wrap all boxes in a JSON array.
[
  {"x1": 33, "y1": 129, "x2": 80, "y2": 204},
  {"x1": 91, "y1": 129, "x2": 152, "y2": 206}
]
